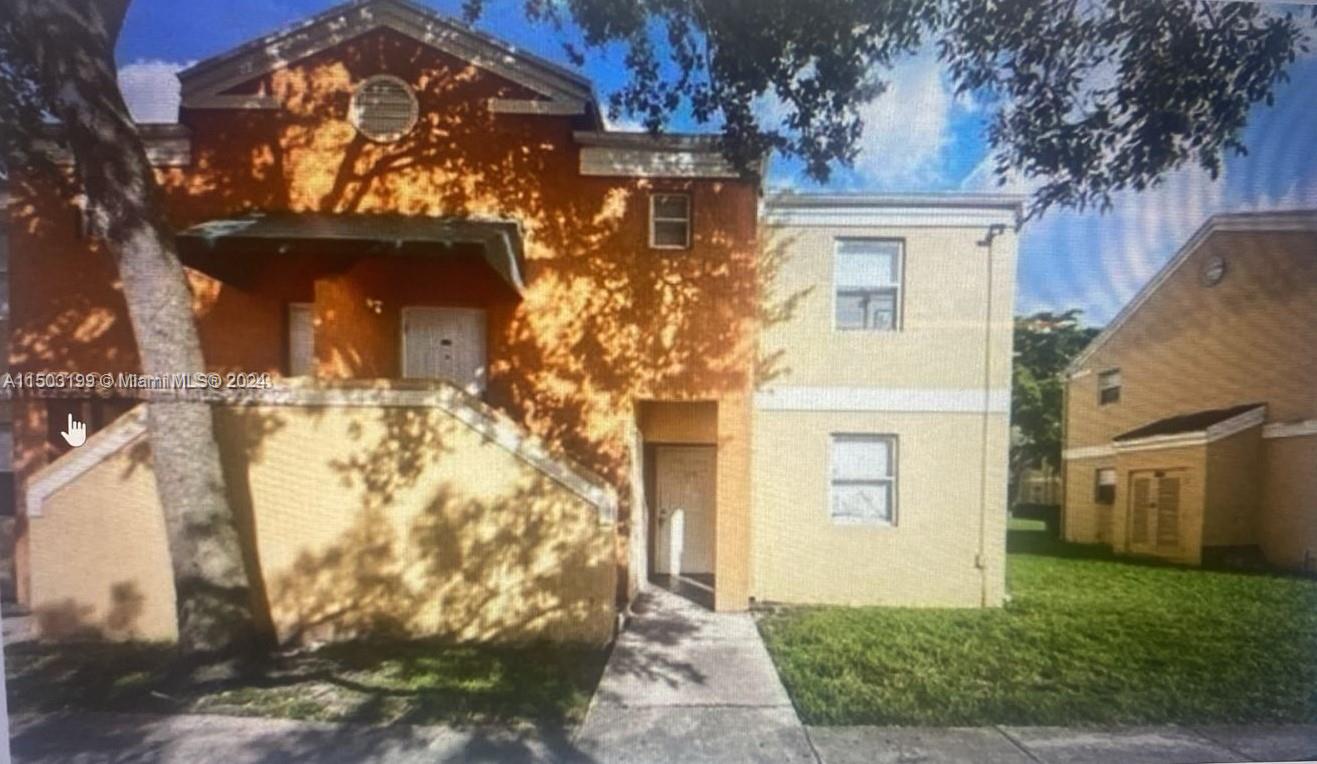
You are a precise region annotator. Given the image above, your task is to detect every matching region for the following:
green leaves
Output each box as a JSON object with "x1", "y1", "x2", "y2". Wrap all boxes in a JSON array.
[
  {"x1": 468, "y1": 0, "x2": 1308, "y2": 217},
  {"x1": 1011, "y1": 310, "x2": 1099, "y2": 477}
]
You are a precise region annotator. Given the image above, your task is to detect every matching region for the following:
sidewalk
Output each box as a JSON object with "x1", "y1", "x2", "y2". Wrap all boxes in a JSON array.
[
  {"x1": 573, "y1": 585, "x2": 815, "y2": 763},
  {"x1": 10, "y1": 709, "x2": 1317, "y2": 762},
  {"x1": 806, "y1": 724, "x2": 1317, "y2": 763}
]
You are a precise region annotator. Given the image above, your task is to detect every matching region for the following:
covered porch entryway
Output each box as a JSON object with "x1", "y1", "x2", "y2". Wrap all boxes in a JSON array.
[{"x1": 175, "y1": 212, "x2": 527, "y2": 390}]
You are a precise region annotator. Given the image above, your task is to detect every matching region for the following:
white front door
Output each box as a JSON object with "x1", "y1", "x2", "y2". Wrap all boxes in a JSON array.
[
  {"x1": 401, "y1": 307, "x2": 487, "y2": 394},
  {"x1": 654, "y1": 446, "x2": 716, "y2": 576}
]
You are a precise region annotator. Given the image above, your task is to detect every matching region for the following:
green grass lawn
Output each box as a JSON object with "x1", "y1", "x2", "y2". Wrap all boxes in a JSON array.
[
  {"x1": 6, "y1": 638, "x2": 607, "y2": 727},
  {"x1": 758, "y1": 530, "x2": 1317, "y2": 726}
]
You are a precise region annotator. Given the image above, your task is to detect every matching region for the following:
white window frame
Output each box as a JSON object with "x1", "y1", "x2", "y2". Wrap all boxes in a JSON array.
[
  {"x1": 1098, "y1": 368, "x2": 1121, "y2": 406},
  {"x1": 649, "y1": 193, "x2": 692, "y2": 250},
  {"x1": 828, "y1": 433, "x2": 898, "y2": 527},
  {"x1": 833, "y1": 238, "x2": 904, "y2": 332}
]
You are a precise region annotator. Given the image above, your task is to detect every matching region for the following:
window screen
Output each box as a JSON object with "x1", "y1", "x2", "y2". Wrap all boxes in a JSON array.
[
  {"x1": 650, "y1": 194, "x2": 691, "y2": 248},
  {"x1": 835, "y1": 239, "x2": 902, "y2": 330},
  {"x1": 830, "y1": 434, "x2": 897, "y2": 525}
]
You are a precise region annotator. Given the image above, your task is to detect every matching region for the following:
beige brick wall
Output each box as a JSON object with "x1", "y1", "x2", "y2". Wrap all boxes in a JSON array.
[
  {"x1": 1062, "y1": 224, "x2": 1317, "y2": 566},
  {"x1": 1260, "y1": 434, "x2": 1317, "y2": 569},
  {"x1": 28, "y1": 400, "x2": 617, "y2": 644},
  {"x1": 1066, "y1": 230, "x2": 1316, "y2": 451}
]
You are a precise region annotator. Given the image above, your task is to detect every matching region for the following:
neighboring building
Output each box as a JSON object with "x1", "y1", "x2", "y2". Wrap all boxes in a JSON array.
[
  {"x1": 1016, "y1": 465, "x2": 1062, "y2": 507},
  {"x1": 756, "y1": 194, "x2": 1020, "y2": 607},
  {"x1": 1061, "y1": 211, "x2": 1317, "y2": 569},
  {"x1": 6, "y1": 0, "x2": 1019, "y2": 643}
]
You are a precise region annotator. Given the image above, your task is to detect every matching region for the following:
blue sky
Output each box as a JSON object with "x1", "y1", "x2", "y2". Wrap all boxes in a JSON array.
[{"x1": 116, "y1": 0, "x2": 1317, "y2": 327}]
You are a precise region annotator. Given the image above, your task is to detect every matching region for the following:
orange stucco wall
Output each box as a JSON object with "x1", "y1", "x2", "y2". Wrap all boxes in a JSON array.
[{"x1": 9, "y1": 29, "x2": 758, "y2": 610}]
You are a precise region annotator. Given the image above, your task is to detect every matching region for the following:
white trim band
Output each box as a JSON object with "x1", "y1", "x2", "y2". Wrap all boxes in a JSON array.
[
  {"x1": 1263, "y1": 419, "x2": 1317, "y2": 440},
  {"x1": 1063, "y1": 445, "x2": 1116, "y2": 461},
  {"x1": 26, "y1": 383, "x2": 617, "y2": 524},
  {"x1": 26, "y1": 406, "x2": 149, "y2": 517},
  {"x1": 578, "y1": 146, "x2": 739, "y2": 178},
  {"x1": 755, "y1": 386, "x2": 1010, "y2": 414},
  {"x1": 763, "y1": 205, "x2": 1018, "y2": 230}
]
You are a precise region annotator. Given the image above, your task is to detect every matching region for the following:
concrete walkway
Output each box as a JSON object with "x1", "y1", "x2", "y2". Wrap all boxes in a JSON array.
[
  {"x1": 9, "y1": 710, "x2": 580, "y2": 763},
  {"x1": 573, "y1": 585, "x2": 815, "y2": 763}
]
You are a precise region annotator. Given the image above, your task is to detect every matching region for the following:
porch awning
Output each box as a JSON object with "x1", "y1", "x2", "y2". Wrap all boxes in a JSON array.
[
  {"x1": 177, "y1": 212, "x2": 527, "y2": 294},
  {"x1": 1113, "y1": 403, "x2": 1265, "y2": 442}
]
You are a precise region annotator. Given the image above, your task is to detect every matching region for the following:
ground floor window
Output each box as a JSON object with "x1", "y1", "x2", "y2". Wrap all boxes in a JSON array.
[
  {"x1": 1094, "y1": 467, "x2": 1117, "y2": 504},
  {"x1": 829, "y1": 433, "x2": 897, "y2": 525}
]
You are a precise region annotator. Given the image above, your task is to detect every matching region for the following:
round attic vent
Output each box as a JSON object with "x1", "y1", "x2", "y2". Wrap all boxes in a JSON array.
[
  {"x1": 1199, "y1": 254, "x2": 1227, "y2": 287},
  {"x1": 349, "y1": 75, "x2": 418, "y2": 142}
]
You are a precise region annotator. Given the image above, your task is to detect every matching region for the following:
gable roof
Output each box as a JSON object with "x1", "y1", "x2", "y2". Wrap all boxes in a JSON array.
[
  {"x1": 176, "y1": 0, "x2": 597, "y2": 121},
  {"x1": 1067, "y1": 209, "x2": 1317, "y2": 375}
]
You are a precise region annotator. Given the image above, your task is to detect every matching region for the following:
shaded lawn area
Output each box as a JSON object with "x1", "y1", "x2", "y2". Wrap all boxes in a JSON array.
[
  {"x1": 6, "y1": 637, "x2": 608, "y2": 727},
  {"x1": 758, "y1": 530, "x2": 1317, "y2": 726}
]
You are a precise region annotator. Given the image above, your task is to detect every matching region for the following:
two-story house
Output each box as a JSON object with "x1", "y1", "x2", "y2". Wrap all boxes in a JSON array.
[
  {"x1": 754, "y1": 194, "x2": 1020, "y2": 607},
  {"x1": 7, "y1": 0, "x2": 1021, "y2": 644},
  {"x1": 1061, "y1": 210, "x2": 1317, "y2": 569}
]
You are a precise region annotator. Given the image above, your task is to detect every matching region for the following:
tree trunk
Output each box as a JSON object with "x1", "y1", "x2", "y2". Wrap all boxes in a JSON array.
[{"x1": 9, "y1": 0, "x2": 259, "y2": 656}]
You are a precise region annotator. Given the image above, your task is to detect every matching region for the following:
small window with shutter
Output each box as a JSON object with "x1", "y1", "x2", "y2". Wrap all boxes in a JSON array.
[
  {"x1": 1094, "y1": 468, "x2": 1116, "y2": 504},
  {"x1": 649, "y1": 194, "x2": 691, "y2": 249},
  {"x1": 1098, "y1": 368, "x2": 1121, "y2": 405}
]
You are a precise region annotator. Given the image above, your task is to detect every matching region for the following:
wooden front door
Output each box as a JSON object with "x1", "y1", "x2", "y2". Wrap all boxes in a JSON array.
[
  {"x1": 654, "y1": 446, "x2": 716, "y2": 577},
  {"x1": 401, "y1": 307, "x2": 487, "y2": 394},
  {"x1": 1128, "y1": 469, "x2": 1185, "y2": 555}
]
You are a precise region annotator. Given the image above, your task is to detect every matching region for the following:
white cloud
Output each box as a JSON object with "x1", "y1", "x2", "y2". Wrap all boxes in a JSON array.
[
  {"x1": 851, "y1": 53, "x2": 954, "y2": 188},
  {"x1": 755, "y1": 51, "x2": 961, "y2": 188},
  {"x1": 117, "y1": 60, "x2": 189, "y2": 123}
]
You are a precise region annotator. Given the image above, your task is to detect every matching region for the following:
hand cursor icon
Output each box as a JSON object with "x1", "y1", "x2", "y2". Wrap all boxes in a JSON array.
[{"x1": 60, "y1": 413, "x2": 87, "y2": 448}]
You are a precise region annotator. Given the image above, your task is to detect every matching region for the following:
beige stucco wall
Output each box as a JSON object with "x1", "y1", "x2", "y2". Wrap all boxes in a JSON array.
[
  {"x1": 28, "y1": 400, "x2": 616, "y2": 644},
  {"x1": 752, "y1": 215, "x2": 1015, "y2": 607},
  {"x1": 1259, "y1": 434, "x2": 1317, "y2": 569},
  {"x1": 760, "y1": 225, "x2": 1017, "y2": 390},
  {"x1": 28, "y1": 435, "x2": 178, "y2": 641},
  {"x1": 752, "y1": 410, "x2": 1007, "y2": 607}
]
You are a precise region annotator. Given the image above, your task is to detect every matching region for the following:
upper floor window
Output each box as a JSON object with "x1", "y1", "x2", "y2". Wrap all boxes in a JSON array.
[
  {"x1": 1094, "y1": 467, "x2": 1116, "y2": 504},
  {"x1": 350, "y1": 75, "x2": 419, "y2": 142},
  {"x1": 835, "y1": 239, "x2": 903, "y2": 331},
  {"x1": 829, "y1": 433, "x2": 897, "y2": 526},
  {"x1": 649, "y1": 193, "x2": 691, "y2": 249},
  {"x1": 1098, "y1": 368, "x2": 1121, "y2": 405}
]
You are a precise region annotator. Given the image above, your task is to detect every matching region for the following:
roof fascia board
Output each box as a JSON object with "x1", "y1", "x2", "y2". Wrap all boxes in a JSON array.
[
  {"x1": 1068, "y1": 211, "x2": 1317, "y2": 374},
  {"x1": 763, "y1": 204, "x2": 1019, "y2": 229}
]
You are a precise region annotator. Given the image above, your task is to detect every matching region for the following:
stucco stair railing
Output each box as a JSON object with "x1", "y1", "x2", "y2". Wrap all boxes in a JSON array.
[{"x1": 26, "y1": 379, "x2": 618, "y2": 524}]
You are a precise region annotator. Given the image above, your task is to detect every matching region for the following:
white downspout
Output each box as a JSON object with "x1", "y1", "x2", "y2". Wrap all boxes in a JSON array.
[{"x1": 977, "y1": 224, "x2": 1006, "y2": 606}]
